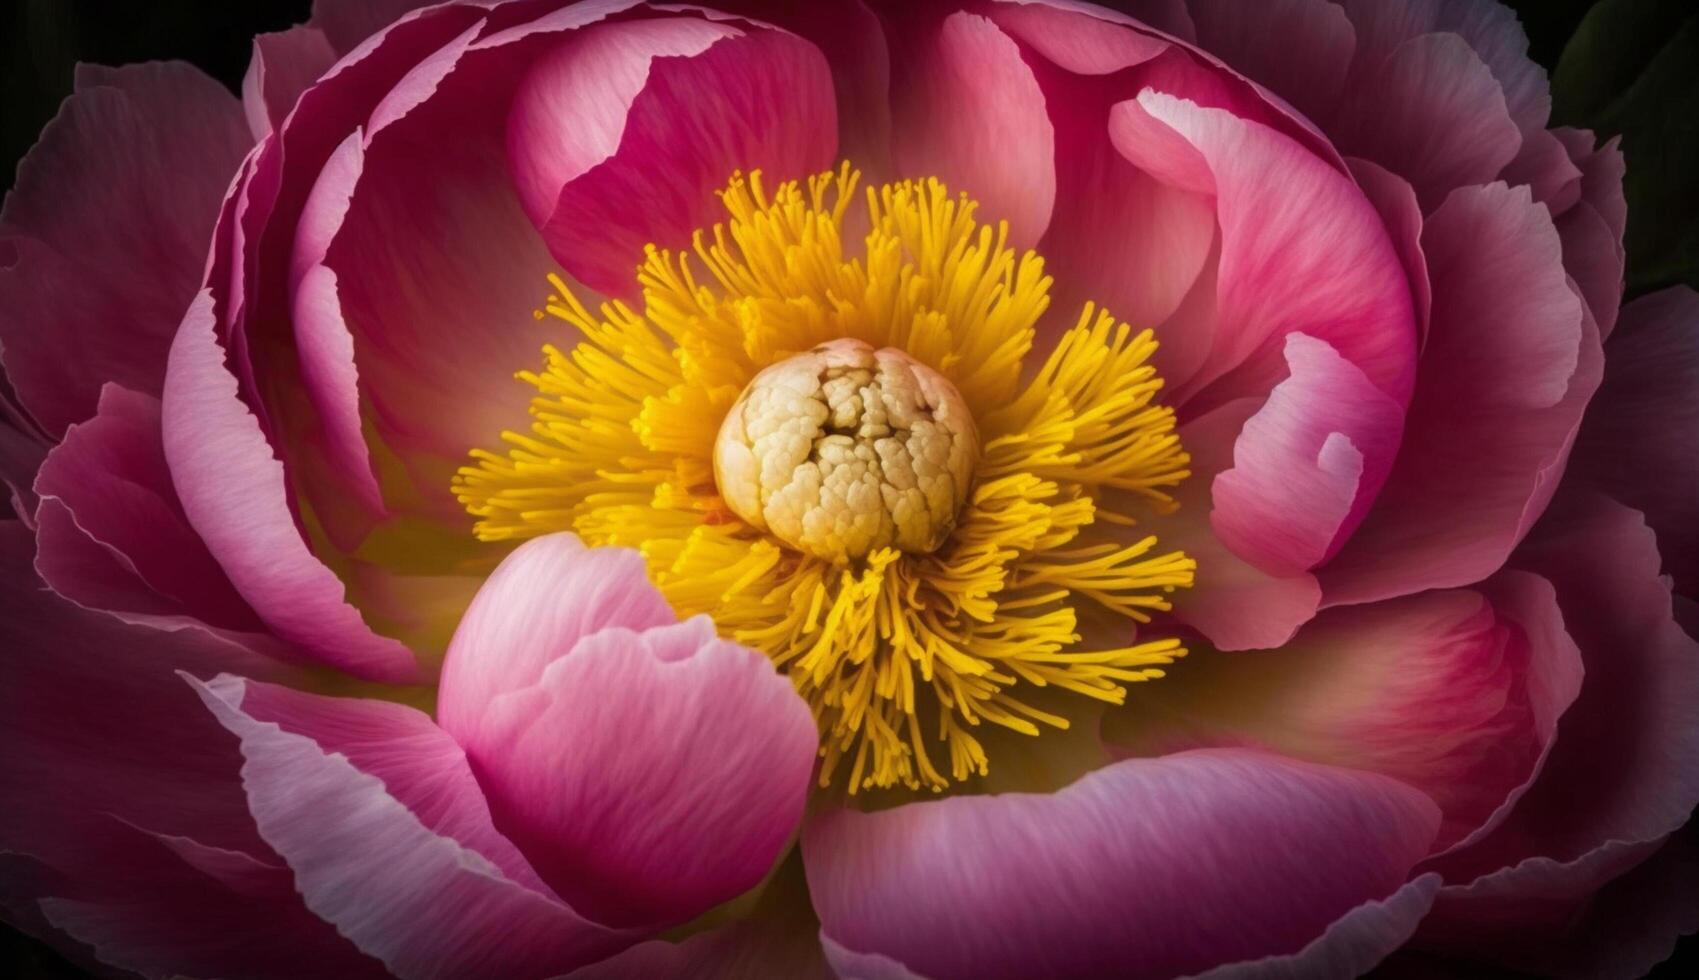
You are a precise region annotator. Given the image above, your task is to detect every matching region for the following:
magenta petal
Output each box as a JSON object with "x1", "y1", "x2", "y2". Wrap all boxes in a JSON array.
[
  {"x1": 310, "y1": 0, "x2": 442, "y2": 54},
  {"x1": 0, "y1": 62, "x2": 250, "y2": 435},
  {"x1": 805, "y1": 749, "x2": 1440, "y2": 980},
  {"x1": 189, "y1": 672, "x2": 633, "y2": 979},
  {"x1": 1211, "y1": 334, "x2": 1404, "y2": 574},
  {"x1": 439, "y1": 534, "x2": 816, "y2": 929},
  {"x1": 32, "y1": 384, "x2": 261, "y2": 633},
  {"x1": 890, "y1": 12, "x2": 1055, "y2": 248},
  {"x1": 520, "y1": 18, "x2": 838, "y2": 297},
  {"x1": 1347, "y1": 158, "x2": 1431, "y2": 347},
  {"x1": 243, "y1": 26, "x2": 338, "y2": 139},
  {"x1": 1323, "y1": 182, "x2": 1601, "y2": 604},
  {"x1": 1571, "y1": 287, "x2": 1699, "y2": 597},
  {"x1": 162, "y1": 290, "x2": 418, "y2": 682},
  {"x1": 1190, "y1": 875, "x2": 1443, "y2": 980}
]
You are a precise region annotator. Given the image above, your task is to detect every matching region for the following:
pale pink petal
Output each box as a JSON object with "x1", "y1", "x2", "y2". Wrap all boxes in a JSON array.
[
  {"x1": 1155, "y1": 398, "x2": 1322, "y2": 650},
  {"x1": 1112, "y1": 573, "x2": 1583, "y2": 851},
  {"x1": 1419, "y1": 492, "x2": 1699, "y2": 953},
  {"x1": 32, "y1": 385, "x2": 261, "y2": 632},
  {"x1": 516, "y1": 19, "x2": 838, "y2": 297},
  {"x1": 439, "y1": 534, "x2": 815, "y2": 929},
  {"x1": 162, "y1": 290, "x2": 418, "y2": 682},
  {"x1": 224, "y1": 675, "x2": 551, "y2": 894},
  {"x1": 1211, "y1": 334, "x2": 1404, "y2": 574},
  {"x1": 989, "y1": 2, "x2": 1170, "y2": 75},
  {"x1": 0, "y1": 62, "x2": 250, "y2": 435},
  {"x1": 243, "y1": 26, "x2": 338, "y2": 140},
  {"x1": 1332, "y1": 32, "x2": 1520, "y2": 212},
  {"x1": 1189, "y1": 875, "x2": 1442, "y2": 980},
  {"x1": 1555, "y1": 129, "x2": 1627, "y2": 252},
  {"x1": 1571, "y1": 287, "x2": 1699, "y2": 597},
  {"x1": 436, "y1": 533, "x2": 673, "y2": 738},
  {"x1": 805, "y1": 749, "x2": 1439, "y2": 980},
  {"x1": 1110, "y1": 91, "x2": 1417, "y2": 412},
  {"x1": 889, "y1": 12, "x2": 1054, "y2": 248},
  {"x1": 1323, "y1": 182, "x2": 1600, "y2": 604},
  {"x1": 188, "y1": 671, "x2": 634, "y2": 979}
]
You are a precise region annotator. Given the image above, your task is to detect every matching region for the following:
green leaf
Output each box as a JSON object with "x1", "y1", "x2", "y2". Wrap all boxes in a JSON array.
[{"x1": 1552, "y1": 0, "x2": 1699, "y2": 294}]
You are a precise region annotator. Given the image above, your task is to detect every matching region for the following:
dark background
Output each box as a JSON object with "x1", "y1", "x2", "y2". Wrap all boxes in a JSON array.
[{"x1": 1, "y1": 0, "x2": 1695, "y2": 976}]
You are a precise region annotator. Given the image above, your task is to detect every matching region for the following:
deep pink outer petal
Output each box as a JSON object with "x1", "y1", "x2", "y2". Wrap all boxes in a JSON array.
[
  {"x1": 242, "y1": 26, "x2": 338, "y2": 140},
  {"x1": 1416, "y1": 492, "x2": 1699, "y2": 967},
  {"x1": 805, "y1": 749, "x2": 1439, "y2": 980},
  {"x1": 1570, "y1": 287, "x2": 1699, "y2": 598},
  {"x1": 0, "y1": 62, "x2": 250, "y2": 436}
]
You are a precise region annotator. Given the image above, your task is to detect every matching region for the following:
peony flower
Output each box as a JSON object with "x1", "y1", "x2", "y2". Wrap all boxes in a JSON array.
[{"x1": 1, "y1": 0, "x2": 1695, "y2": 977}]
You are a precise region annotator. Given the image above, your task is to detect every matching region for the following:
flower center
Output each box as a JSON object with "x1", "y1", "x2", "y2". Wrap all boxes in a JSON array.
[
  {"x1": 457, "y1": 164, "x2": 1197, "y2": 794},
  {"x1": 713, "y1": 338, "x2": 977, "y2": 563}
]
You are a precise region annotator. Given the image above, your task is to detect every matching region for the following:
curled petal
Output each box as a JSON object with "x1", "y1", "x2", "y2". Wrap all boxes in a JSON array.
[{"x1": 438, "y1": 534, "x2": 816, "y2": 929}]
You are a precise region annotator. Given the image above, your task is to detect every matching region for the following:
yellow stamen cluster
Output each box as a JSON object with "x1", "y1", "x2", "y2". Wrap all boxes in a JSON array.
[{"x1": 455, "y1": 164, "x2": 1195, "y2": 793}]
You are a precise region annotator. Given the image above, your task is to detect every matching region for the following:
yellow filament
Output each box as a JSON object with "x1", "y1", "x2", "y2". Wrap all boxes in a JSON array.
[{"x1": 456, "y1": 164, "x2": 1195, "y2": 793}]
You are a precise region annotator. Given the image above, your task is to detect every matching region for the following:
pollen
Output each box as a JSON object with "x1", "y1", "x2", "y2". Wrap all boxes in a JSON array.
[{"x1": 455, "y1": 164, "x2": 1197, "y2": 794}]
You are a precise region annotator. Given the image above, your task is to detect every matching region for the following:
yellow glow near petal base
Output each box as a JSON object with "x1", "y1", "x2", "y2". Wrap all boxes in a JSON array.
[{"x1": 456, "y1": 164, "x2": 1196, "y2": 793}]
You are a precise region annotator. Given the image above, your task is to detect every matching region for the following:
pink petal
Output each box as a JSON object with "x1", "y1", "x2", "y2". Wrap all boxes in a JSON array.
[
  {"x1": 288, "y1": 133, "x2": 387, "y2": 522},
  {"x1": 436, "y1": 534, "x2": 673, "y2": 737},
  {"x1": 32, "y1": 384, "x2": 262, "y2": 633},
  {"x1": 1347, "y1": 158, "x2": 1431, "y2": 348},
  {"x1": 0, "y1": 62, "x2": 250, "y2": 435},
  {"x1": 1108, "y1": 580, "x2": 1581, "y2": 852},
  {"x1": 1571, "y1": 287, "x2": 1699, "y2": 597},
  {"x1": 805, "y1": 749, "x2": 1440, "y2": 980},
  {"x1": 162, "y1": 290, "x2": 418, "y2": 682},
  {"x1": 516, "y1": 17, "x2": 838, "y2": 297},
  {"x1": 1211, "y1": 334, "x2": 1404, "y2": 574},
  {"x1": 889, "y1": 12, "x2": 1054, "y2": 248},
  {"x1": 1419, "y1": 492, "x2": 1699, "y2": 952},
  {"x1": 1500, "y1": 127, "x2": 1583, "y2": 213},
  {"x1": 1183, "y1": 0, "x2": 1355, "y2": 128},
  {"x1": 1323, "y1": 182, "x2": 1601, "y2": 604},
  {"x1": 189, "y1": 671, "x2": 634, "y2": 979},
  {"x1": 1331, "y1": 32, "x2": 1520, "y2": 211},
  {"x1": 1007, "y1": 7, "x2": 1214, "y2": 339},
  {"x1": 310, "y1": 0, "x2": 443, "y2": 54},
  {"x1": 243, "y1": 26, "x2": 338, "y2": 140},
  {"x1": 1156, "y1": 398, "x2": 1322, "y2": 650},
  {"x1": 439, "y1": 533, "x2": 816, "y2": 929},
  {"x1": 1550, "y1": 130, "x2": 1628, "y2": 338},
  {"x1": 1110, "y1": 90, "x2": 1416, "y2": 413},
  {"x1": 1337, "y1": 0, "x2": 1550, "y2": 137}
]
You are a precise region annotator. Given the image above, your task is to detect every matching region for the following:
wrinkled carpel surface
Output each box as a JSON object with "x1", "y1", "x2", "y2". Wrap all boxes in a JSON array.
[{"x1": 0, "y1": 1, "x2": 1695, "y2": 980}]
